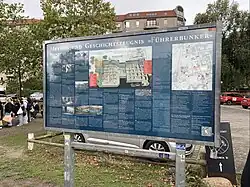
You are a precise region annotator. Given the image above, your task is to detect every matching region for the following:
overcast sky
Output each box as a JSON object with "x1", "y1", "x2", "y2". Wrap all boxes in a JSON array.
[{"x1": 4, "y1": 0, "x2": 250, "y2": 25}]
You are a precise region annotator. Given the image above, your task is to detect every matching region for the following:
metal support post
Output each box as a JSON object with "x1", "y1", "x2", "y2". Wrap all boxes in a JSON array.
[
  {"x1": 64, "y1": 133, "x2": 75, "y2": 187},
  {"x1": 175, "y1": 143, "x2": 186, "y2": 187}
]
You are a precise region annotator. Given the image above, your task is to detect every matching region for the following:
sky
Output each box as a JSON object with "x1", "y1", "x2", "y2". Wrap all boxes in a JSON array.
[{"x1": 4, "y1": 0, "x2": 250, "y2": 25}]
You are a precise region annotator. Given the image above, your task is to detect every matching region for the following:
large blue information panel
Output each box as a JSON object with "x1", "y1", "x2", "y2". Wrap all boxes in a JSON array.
[{"x1": 44, "y1": 24, "x2": 221, "y2": 145}]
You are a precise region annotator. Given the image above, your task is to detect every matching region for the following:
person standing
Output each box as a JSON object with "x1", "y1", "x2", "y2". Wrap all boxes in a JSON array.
[
  {"x1": 33, "y1": 100, "x2": 39, "y2": 119},
  {"x1": 13, "y1": 99, "x2": 20, "y2": 117},
  {"x1": 5, "y1": 98, "x2": 14, "y2": 114},
  {"x1": 0, "y1": 101, "x2": 3, "y2": 120},
  {"x1": 4, "y1": 98, "x2": 14, "y2": 126},
  {"x1": 26, "y1": 98, "x2": 33, "y2": 122},
  {"x1": 23, "y1": 99, "x2": 28, "y2": 124},
  {"x1": 16, "y1": 99, "x2": 23, "y2": 126}
]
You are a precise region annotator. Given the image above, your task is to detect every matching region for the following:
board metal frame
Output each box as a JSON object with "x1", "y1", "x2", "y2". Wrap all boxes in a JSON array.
[{"x1": 43, "y1": 22, "x2": 222, "y2": 147}]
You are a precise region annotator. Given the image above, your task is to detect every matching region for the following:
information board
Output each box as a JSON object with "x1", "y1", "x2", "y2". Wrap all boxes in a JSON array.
[{"x1": 44, "y1": 23, "x2": 222, "y2": 146}]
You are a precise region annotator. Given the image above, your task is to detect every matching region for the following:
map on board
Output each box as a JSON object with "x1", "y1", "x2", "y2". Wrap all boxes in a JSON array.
[{"x1": 171, "y1": 41, "x2": 213, "y2": 91}]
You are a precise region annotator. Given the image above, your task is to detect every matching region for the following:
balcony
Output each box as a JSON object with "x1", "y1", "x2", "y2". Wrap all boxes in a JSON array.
[{"x1": 144, "y1": 21, "x2": 159, "y2": 30}]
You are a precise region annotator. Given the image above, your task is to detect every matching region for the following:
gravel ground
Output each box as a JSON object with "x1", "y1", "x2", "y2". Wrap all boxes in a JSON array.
[{"x1": 221, "y1": 105, "x2": 250, "y2": 173}]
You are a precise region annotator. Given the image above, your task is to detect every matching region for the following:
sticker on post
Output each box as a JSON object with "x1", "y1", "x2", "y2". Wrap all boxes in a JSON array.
[
  {"x1": 201, "y1": 126, "x2": 213, "y2": 137},
  {"x1": 159, "y1": 153, "x2": 170, "y2": 159},
  {"x1": 176, "y1": 144, "x2": 185, "y2": 150},
  {"x1": 180, "y1": 154, "x2": 186, "y2": 162},
  {"x1": 64, "y1": 134, "x2": 70, "y2": 140}
]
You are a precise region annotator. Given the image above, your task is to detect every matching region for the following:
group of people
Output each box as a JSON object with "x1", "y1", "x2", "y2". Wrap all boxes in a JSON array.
[{"x1": 0, "y1": 97, "x2": 41, "y2": 127}]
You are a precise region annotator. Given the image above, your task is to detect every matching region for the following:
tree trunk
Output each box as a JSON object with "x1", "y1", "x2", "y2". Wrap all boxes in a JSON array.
[{"x1": 18, "y1": 62, "x2": 22, "y2": 97}]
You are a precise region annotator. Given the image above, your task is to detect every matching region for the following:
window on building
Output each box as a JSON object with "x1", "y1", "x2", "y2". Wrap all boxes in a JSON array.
[
  {"x1": 0, "y1": 77, "x2": 3, "y2": 81},
  {"x1": 136, "y1": 21, "x2": 140, "y2": 27},
  {"x1": 164, "y1": 19, "x2": 168, "y2": 25},
  {"x1": 125, "y1": 21, "x2": 130, "y2": 28},
  {"x1": 146, "y1": 19, "x2": 157, "y2": 26},
  {"x1": 177, "y1": 21, "x2": 184, "y2": 26},
  {"x1": 146, "y1": 13, "x2": 157, "y2": 16}
]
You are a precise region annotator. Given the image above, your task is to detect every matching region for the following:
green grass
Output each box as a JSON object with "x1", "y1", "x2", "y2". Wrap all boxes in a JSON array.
[{"x1": 0, "y1": 129, "x2": 207, "y2": 187}]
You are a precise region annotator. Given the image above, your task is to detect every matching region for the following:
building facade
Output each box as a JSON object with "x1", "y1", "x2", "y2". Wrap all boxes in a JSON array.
[{"x1": 115, "y1": 6, "x2": 185, "y2": 32}]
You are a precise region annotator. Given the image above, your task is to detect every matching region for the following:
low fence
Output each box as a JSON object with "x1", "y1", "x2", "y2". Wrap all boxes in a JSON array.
[{"x1": 27, "y1": 132, "x2": 207, "y2": 167}]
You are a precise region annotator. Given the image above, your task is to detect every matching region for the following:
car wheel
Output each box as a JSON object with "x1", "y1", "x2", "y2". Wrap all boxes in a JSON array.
[
  {"x1": 227, "y1": 100, "x2": 232, "y2": 105},
  {"x1": 242, "y1": 106, "x2": 248, "y2": 109},
  {"x1": 144, "y1": 141, "x2": 170, "y2": 152},
  {"x1": 73, "y1": 133, "x2": 85, "y2": 143}
]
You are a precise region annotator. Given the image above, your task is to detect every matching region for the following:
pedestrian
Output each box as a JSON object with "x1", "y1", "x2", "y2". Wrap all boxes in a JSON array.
[
  {"x1": 241, "y1": 149, "x2": 250, "y2": 187},
  {"x1": 33, "y1": 100, "x2": 39, "y2": 119},
  {"x1": 26, "y1": 98, "x2": 33, "y2": 122},
  {"x1": 23, "y1": 99, "x2": 28, "y2": 124},
  {"x1": 17, "y1": 99, "x2": 24, "y2": 126},
  {"x1": 4, "y1": 98, "x2": 15, "y2": 126},
  {"x1": 0, "y1": 101, "x2": 3, "y2": 120},
  {"x1": 40, "y1": 104, "x2": 43, "y2": 118},
  {"x1": 13, "y1": 99, "x2": 20, "y2": 117}
]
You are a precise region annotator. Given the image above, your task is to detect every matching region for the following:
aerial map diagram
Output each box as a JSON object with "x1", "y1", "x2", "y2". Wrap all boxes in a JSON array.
[
  {"x1": 89, "y1": 46, "x2": 152, "y2": 88},
  {"x1": 171, "y1": 41, "x2": 213, "y2": 91}
]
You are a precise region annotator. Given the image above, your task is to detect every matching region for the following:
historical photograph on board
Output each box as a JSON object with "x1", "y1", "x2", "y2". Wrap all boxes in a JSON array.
[
  {"x1": 75, "y1": 51, "x2": 89, "y2": 81},
  {"x1": 75, "y1": 105, "x2": 103, "y2": 115},
  {"x1": 62, "y1": 96, "x2": 74, "y2": 105},
  {"x1": 75, "y1": 81, "x2": 88, "y2": 92},
  {"x1": 89, "y1": 46, "x2": 152, "y2": 88},
  {"x1": 75, "y1": 51, "x2": 89, "y2": 62},
  {"x1": 60, "y1": 50, "x2": 75, "y2": 64},
  {"x1": 62, "y1": 64, "x2": 74, "y2": 73},
  {"x1": 135, "y1": 89, "x2": 152, "y2": 97},
  {"x1": 48, "y1": 60, "x2": 62, "y2": 82},
  {"x1": 62, "y1": 106, "x2": 75, "y2": 115},
  {"x1": 171, "y1": 41, "x2": 213, "y2": 91}
]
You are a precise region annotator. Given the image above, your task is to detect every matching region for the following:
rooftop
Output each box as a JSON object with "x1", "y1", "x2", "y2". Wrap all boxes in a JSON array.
[
  {"x1": 7, "y1": 18, "x2": 42, "y2": 26},
  {"x1": 115, "y1": 6, "x2": 184, "y2": 22},
  {"x1": 116, "y1": 10, "x2": 177, "y2": 22}
]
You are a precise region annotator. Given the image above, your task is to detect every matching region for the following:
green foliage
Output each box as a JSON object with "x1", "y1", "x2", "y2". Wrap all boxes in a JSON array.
[
  {"x1": 194, "y1": 0, "x2": 250, "y2": 91},
  {"x1": 0, "y1": 0, "x2": 116, "y2": 95},
  {"x1": 39, "y1": 0, "x2": 116, "y2": 39}
]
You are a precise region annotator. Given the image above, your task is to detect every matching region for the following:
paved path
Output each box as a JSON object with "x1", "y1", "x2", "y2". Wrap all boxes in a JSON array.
[{"x1": 221, "y1": 105, "x2": 250, "y2": 173}]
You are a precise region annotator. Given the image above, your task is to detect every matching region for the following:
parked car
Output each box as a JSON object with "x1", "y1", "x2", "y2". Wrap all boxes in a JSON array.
[
  {"x1": 241, "y1": 95, "x2": 250, "y2": 109},
  {"x1": 220, "y1": 92, "x2": 244, "y2": 105},
  {"x1": 73, "y1": 133, "x2": 195, "y2": 156},
  {"x1": 30, "y1": 92, "x2": 43, "y2": 101},
  {"x1": 0, "y1": 89, "x2": 6, "y2": 104}
]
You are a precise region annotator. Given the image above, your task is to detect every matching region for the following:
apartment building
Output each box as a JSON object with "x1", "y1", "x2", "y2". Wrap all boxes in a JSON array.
[{"x1": 115, "y1": 5, "x2": 185, "y2": 32}]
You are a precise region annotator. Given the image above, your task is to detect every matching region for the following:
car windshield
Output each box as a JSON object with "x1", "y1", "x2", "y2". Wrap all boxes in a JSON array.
[
  {"x1": 245, "y1": 95, "x2": 250, "y2": 98},
  {"x1": 233, "y1": 94, "x2": 243, "y2": 97}
]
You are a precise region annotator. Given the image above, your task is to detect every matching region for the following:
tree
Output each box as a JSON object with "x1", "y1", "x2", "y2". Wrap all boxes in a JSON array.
[
  {"x1": 38, "y1": 0, "x2": 116, "y2": 39},
  {"x1": 0, "y1": 27, "x2": 42, "y2": 96},
  {"x1": 0, "y1": 2, "x2": 41, "y2": 96},
  {"x1": 194, "y1": 0, "x2": 250, "y2": 90},
  {"x1": 0, "y1": 0, "x2": 116, "y2": 96}
]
